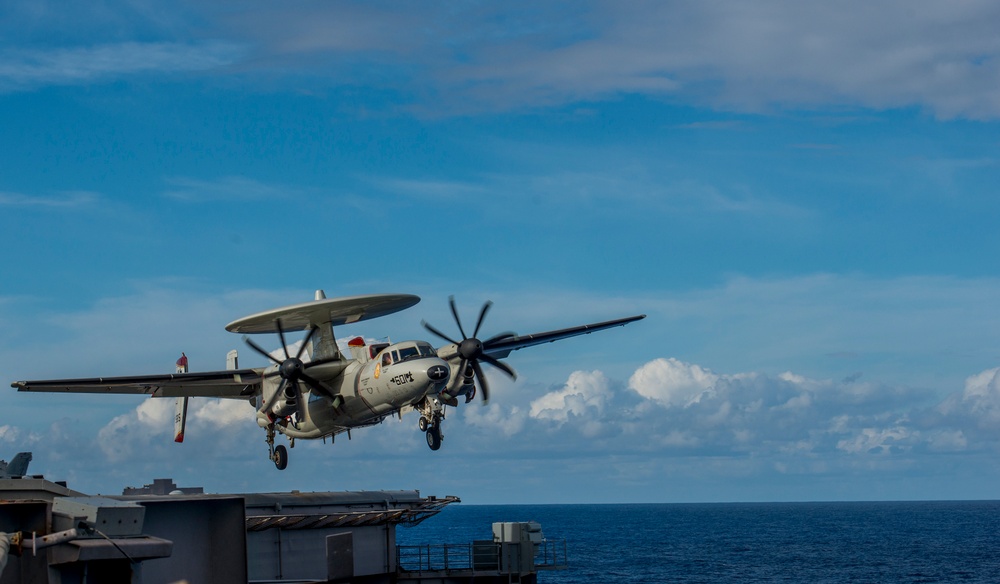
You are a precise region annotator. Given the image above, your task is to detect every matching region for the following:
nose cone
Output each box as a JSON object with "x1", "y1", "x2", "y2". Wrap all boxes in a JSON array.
[{"x1": 427, "y1": 364, "x2": 449, "y2": 382}]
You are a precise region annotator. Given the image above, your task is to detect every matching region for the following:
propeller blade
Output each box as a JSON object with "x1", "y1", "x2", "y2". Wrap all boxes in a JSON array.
[
  {"x1": 293, "y1": 381, "x2": 308, "y2": 423},
  {"x1": 446, "y1": 358, "x2": 469, "y2": 396},
  {"x1": 471, "y1": 359, "x2": 490, "y2": 404},
  {"x1": 300, "y1": 372, "x2": 334, "y2": 400},
  {"x1": 244, "y1": 336, "x2": 283, "y2": 366},
  {"x1": 481, "y1": 353, "x2": 517, "y2": 380},
  {"x1": 260, "y1": 378, "x2": 288, "y2": 414},
  {"x1": 472, "y1": 301, "x2": 493, "y2": 339},
  {"x1": 276, "y1": 318, "x2": 290, "y2": 360},
  {"x1": 303, "y1": 355, "x2": 342, "y2": 369},
  {"x1": 422, "y1": 320, "x2": 460, "y2": 346},
  {"x1": 296, "y1": 325, "x2": 318, "y2": 361},
  {"x1": 449, "y1": 296, "x2": 468, "y2": 340},
  {"x1": 483, "y1": 331, "x2": 517, "y2": 347}
]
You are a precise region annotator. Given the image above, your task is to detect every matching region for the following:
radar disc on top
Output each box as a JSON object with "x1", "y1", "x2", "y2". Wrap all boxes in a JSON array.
[{"x1": 226, "y1": 293, "x2": 420, "y2": 334}]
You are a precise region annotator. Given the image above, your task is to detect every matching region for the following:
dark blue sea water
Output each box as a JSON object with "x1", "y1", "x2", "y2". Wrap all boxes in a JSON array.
[{"x1": 397, "y1": 501, "x2": 1000, "y2": 583}]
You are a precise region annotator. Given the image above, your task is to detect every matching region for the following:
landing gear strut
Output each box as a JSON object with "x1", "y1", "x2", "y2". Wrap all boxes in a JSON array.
[
  {"x1": 416, "y1": 398, "x2": 445, "y2": 451},
  {"x1": 266, "y1": 423, "x2": 290, "y2": 470}
]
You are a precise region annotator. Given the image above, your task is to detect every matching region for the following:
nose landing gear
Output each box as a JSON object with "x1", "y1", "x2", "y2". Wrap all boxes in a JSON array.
[{"x1": 416, "y1": 398, "x2": 445, "y2": 451}]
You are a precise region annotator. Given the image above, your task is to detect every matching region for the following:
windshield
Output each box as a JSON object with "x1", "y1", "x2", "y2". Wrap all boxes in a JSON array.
[
  {"x1": 392, "y1": 342, "x2": 438, "y2": 363},
  {"x1": 396, "y1": 346, "x2": 420, "y2": 361}
]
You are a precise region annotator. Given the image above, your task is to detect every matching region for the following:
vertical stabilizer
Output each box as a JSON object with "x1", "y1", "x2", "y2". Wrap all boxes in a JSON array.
[
  {"x1": 6, "y1": 452, "x2": 31, "y2": 477},
  {"x1": 174, "y1": 397, "x2": 189, "y2": 443},
  {"x1": 175, "y1": 353, "x2": 189, "y2": 443},
  {"x1": 312, "y1": 323, "x2": 343, "y2": 362}
]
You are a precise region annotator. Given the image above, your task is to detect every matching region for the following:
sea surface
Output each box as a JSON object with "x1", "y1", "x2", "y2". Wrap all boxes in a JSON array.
[{"x1": 396, "y1": 501, "x2": 1000, "y2": 583}]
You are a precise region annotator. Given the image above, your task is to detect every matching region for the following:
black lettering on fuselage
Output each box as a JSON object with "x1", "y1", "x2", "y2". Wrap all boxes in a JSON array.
[{"x1": 390, "y1": 372, "x2": 414, "y2": 386}]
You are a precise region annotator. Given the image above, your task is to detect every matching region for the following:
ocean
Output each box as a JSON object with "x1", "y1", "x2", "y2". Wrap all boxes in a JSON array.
[{"x1": 396, "y1": 501, "x2": 1000, "y2": 583}]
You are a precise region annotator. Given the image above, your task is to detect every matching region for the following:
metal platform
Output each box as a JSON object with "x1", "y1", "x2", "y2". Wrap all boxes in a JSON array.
[{"x1": 0, "y1": 477, "x2": 564, "y2": 584}]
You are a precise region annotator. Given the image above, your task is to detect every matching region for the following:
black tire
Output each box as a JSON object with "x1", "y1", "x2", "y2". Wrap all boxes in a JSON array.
[
  {"x1": 274, "y1": 444, "x2": 288, "y2": 470},
  {"x1": 418, "y1": 416, "x2": 429, "y2": 432},
  {"x1": 426, "y1": 426, "x2": 442, "y2": 451}
]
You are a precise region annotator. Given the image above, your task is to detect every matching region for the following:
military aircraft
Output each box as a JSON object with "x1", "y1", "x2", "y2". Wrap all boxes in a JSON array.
[
  {"x1": 12, "y1": 291, "x2": 644, "y2": 470},
  {"x1": 0, "y1": 452, "x2": 32, "y2": 478}
]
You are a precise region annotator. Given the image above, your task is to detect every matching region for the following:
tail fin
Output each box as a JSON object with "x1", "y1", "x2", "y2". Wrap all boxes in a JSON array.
[{"x1": 7, "y1": 452, "x2": 31, "y2": 477}]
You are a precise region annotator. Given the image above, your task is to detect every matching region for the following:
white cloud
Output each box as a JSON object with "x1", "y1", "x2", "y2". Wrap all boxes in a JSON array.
[
  {"x1": 0, "y1": 41, "x2": 244, "y2": 91},
  {"x1": 462, "y1": 404, "x2": 525, "y2": 437},
  {"x1": 97, "y1": 398, "x2": 174, "y2": 462},
  {"x1": 97, "y1": 396, "x2": 259, "y2": 463},
  {"x1": 0, "y1": 424, "x2": 40, "y2": 446},
  {"x1": 529, "y1": 370, "x2": 613, "y2": 423},
  {"x1": 628, "y1": 358, "x2": 718, "y2": 408},
  {"x1": 836, "y1": 426, "x2": 914, "y2": 454},
  {"x1": 223, "y1": 0, "x2": 1000, "y2": 119},
  {"x1": 0, "y1": 190, "x2": 100, "y2": 208},
  {"x1": 8, "y1": 2, "x2": 999, "y2": 118},
  {"x1": 935, "y1": 367, "x2": 1000, "y2": 431},
  {"x1": 191, "y1": 399, "x2": 256, "y2": 428},
  {"x1": 162, "y1": 176, "x2": 294, "y2": 203}
]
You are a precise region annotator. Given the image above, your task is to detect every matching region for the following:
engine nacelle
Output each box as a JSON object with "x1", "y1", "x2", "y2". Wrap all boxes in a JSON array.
[
  {"x1": 268, "y1": 385, "x2": 298, "y2": 418},
  {"x1": 451, "y1": 364, "x2": 477, "y2": 400}
]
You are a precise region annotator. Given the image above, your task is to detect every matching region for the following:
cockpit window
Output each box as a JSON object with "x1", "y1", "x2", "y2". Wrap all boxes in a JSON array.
[
  {"x1": 418, "y1": 343, "x2": 437, "y2": 356},
  {"x1": 370, "y1": 342, "x2": 390, "y2": 360},
  {"x1": 381, "y1": 352, "x2": 392, "y2": 366},
  {"x1": 397, "y1": 346, "x2": 420, "y2": 361}
]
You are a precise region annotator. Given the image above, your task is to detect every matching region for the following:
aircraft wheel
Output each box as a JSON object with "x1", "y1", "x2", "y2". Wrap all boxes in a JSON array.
[
  {"x1": 426, "y1": 426, "x2": 442, "y2": 451},
  {"x1": 274, "y1": 444, "x2": 288, "y2": 470},
  {"x1": 418, "y1": 416, "x2": 429, "y2": 432}
]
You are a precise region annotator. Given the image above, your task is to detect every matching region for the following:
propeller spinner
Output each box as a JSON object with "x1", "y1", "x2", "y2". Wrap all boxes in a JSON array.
[
  {"x1": 243, "y1": 319, "x2": 333, "y2": 421},
  {"x1": 421, "y1": 297, "x2": 517, "y2": 403}
]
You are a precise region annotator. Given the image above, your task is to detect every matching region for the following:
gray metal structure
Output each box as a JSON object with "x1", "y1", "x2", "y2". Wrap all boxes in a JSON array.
[
  {"x1": 0, "y1": 454, "x2": 32, "y2": 479},
  {"x1": 1, "y1": 476, "x2": 563, "y2": 583}
]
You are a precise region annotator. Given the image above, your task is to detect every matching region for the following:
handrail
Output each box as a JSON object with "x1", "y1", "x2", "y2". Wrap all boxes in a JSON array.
[{"x1": 397, "y1": 539, "x2": 568, "y2": 573}]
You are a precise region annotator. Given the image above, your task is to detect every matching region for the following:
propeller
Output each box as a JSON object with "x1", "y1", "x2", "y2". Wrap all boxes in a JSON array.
[
  {"x1": 421, "y1": 297, "x2": 517, "y2": 404},
  {"x1": 243, "y1": 319, "x2": 334, "y2": 421}
]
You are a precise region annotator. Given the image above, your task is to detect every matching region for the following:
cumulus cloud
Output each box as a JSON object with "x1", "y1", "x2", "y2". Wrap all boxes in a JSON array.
[
  {"x1": 462, "y1": 404, "x2": 525, "y2": 438},
  {"x1": 529, "y1": 370, "x2": 613, "y2": 423},
  {"x1": 98, "y1": 398, "x2": 175, "y2": 462},
  {"x1": 934, "y1": 367, "x2": 1000, "y2": 434},
  {"x1": 628, "y1": 358, "x2": 719, "y2": 408},
  {"x1": 96, "y1": 396, "x2": 259, "y2": 463},
  {"x1": 0, "y1": 424, "x2": 41, "y2": 446},
  {"x1": 515, "y1": 357, "x2": 1000, "y2": 461}
]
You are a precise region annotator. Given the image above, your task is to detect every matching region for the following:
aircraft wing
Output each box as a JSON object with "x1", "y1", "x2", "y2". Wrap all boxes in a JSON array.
[
  {"x1": 484, "y1": 314, "x2": 646, "y2": 359},
  {"x1": 11, "y1": 369, "x2": 263, "y2": 399}
]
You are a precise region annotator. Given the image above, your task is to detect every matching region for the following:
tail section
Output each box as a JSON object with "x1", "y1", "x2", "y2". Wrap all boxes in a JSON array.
[{"x1": 6, "y1": 452, "x2": 31, "y2": 477}]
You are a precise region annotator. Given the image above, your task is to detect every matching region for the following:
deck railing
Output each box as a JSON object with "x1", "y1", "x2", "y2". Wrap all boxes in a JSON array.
[{"x1": 397, "y1": 539, "x2": 567, "y2": 573}]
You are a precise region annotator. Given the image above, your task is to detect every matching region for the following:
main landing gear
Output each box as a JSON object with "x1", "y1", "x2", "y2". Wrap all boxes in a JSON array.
[
  {"x1": 420, "y1": 416, "x2": 443, "y2": 450},
  {"x1": 266, "y1": 423, "x2": 292, "y2": 470},
  {"x1": 417, "y1": 398, "x2": 445, "y2": 451}
]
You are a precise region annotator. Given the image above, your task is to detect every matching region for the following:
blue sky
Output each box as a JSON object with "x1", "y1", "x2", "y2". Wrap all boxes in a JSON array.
[{"x1": 3, "y1": 1, "x2": 1000, "y2": 503}]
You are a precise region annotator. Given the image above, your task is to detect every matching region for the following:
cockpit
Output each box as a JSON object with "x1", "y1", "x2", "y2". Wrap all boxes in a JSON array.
[{"x1": 377, "y1": 341, "x2": 438, "y2": 367}]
